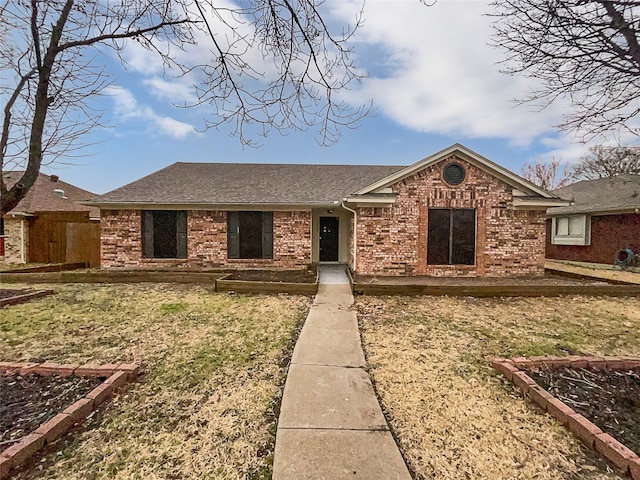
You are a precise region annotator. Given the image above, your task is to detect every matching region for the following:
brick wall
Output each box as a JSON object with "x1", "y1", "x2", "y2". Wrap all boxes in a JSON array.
[
  {"x1": 355, "y1": 156, "x2": 546, "y2": 277},
  {"x1": 100, "y1": 209, "x2": 311, "y2": 269},
  {"x1": 546, "y1": 213, "x2": 640, "y2": 264}
]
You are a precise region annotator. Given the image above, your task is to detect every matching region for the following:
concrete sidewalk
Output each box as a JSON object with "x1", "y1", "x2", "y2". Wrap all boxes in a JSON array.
[{"x1": 273, "y1": 265, "x2": 411, "y2": 480}]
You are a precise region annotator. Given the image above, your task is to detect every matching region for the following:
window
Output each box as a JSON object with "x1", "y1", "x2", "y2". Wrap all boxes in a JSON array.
[
  {"x1": 227, "y1": 211, "x2": 273, "y2": 259},
  {"x1": 427, "y1": 208, "x2": 476, "y2": 265},
  {"x1": 443, "y1": 163, "x2": 466, "y2": 185},
  {"x1": 142, "y1": 211, "x2": 187, "y2": 259},
  {"x1": 551, "y1": 215, "x2": 590, "y2": 245}
]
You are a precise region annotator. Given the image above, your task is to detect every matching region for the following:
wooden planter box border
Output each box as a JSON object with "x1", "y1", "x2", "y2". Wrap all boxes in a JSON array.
[
  {"x1": 491, "y1": 356, "x2": 640, "y2": 479},
  {"x1": 0, "y1": 361, "x2": 140, "y2": 479},
  {"x1": 0, "y1": 290, "x2": 55, "y2": 308},
  {"x1": 353, "y1": 284, "x2": 640, "y2": 297},
  {"x1": 215, "y1": 279, "x2": 317, "y2": 295}
]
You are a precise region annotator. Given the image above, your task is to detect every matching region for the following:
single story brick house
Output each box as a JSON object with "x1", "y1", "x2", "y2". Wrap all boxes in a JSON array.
[
  {"x1": 1, "y1": 172, "x2": 100, "y2": 266},
  {"x1": 88, "y1": 144, "x2": 568, "y2": 277},
  {"x1": 546, "y1": 174, "x2": 640, "y2": 265}
]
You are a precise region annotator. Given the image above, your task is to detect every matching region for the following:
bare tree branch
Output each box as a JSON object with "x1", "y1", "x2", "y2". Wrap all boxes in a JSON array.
[
  {"x1": 1, "y1": 0, "x2": 368, "y2": 214},
  {"x1": 490, "y1": 0, "x2": 640, "y2": 140}
]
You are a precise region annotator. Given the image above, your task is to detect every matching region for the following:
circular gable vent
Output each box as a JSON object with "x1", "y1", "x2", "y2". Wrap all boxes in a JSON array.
[{"x1": 443, "y1": 163, "x2": 465, "y2": 185}]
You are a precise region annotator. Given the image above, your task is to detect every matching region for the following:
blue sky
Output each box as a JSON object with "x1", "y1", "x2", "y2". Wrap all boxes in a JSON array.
[{"x1": 43, "y1": 0, "x2": 628, "y2": 195}]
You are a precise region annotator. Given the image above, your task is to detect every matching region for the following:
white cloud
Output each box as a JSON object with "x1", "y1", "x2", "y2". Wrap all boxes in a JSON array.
[
  {"x1": 329, "y1": 0, "x2": 570, "y2": 146},
  {"x1": 106, "y1": 86, "x2": 196, "y2": 139},
  {"x1": 142, "y1": 77, "x2": 197, "y2": 104}
]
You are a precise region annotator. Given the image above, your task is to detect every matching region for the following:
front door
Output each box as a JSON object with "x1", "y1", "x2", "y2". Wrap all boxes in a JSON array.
[{"x1": 319, "y1": 217, "x2": 339, "y2": 262}]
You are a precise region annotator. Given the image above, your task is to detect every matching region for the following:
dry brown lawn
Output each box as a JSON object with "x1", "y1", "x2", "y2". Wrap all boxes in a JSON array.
[
  {"x1": 357, "y1": 295, "x2": 640, "y2": 480},
  {"x1": 0, "y1": 283, "x2": 311, "y2": 479}
]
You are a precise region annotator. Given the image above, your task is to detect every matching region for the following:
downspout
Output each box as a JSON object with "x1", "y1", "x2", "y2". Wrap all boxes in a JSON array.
[
  {"x1": 20, "y1": 219, "x2": 26, "y2": 263},
  {"x1": 341, "y1": 201, "x2": 357, "y2": 273}
]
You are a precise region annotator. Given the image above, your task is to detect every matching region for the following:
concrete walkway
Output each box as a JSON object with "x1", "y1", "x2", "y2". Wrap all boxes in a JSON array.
[{"x1": 273, "y1": 265, "x2": 411, "y2": 480}]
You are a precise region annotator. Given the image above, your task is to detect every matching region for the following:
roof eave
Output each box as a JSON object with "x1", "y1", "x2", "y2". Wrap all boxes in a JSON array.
[
  {"x1": 83, "y1": 201, "x2": 339, "y2": 211},
  {"x1": 513, "y1": 198, "x2": 572, "y2": 210}
]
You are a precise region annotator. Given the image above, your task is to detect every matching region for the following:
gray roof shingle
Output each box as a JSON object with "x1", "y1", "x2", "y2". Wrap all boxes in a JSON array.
[
  {"x1": 549, "y1": 174, "x2": 640, "y2": 215},
  {"x1": 91, "y1": 162, "x2": 405, "y2": 206}
]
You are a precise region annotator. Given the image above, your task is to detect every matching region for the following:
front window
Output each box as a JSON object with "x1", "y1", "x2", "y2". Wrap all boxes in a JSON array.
[
  {"x1": 227, "y1": 211, "x2": 273, "y2": 259},
  {"x1": 142, "y1": 210, "x2": 188, "y2": 259},
  {"x1": 427, "y1": 208, "x2": 476, "y2": 265}
]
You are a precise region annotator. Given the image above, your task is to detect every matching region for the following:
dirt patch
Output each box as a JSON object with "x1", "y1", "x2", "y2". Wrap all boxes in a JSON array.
[
  {"x1": 230, "y1": 269, "x2": 316, "y2": 283},
  {"x1": 355, "y1": 273, "x2": 608, "y2": 285},
  {"x1": 0, "y1": 373, "x2": 101, "y2": 452},
  {"x1": 528, "y1": 366, "x2": 640, "y2": 455}
]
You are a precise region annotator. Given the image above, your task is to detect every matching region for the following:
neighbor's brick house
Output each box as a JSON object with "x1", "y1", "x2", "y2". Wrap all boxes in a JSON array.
[
  {"x1": 546, "y1": 174, "x2": 640, "y2": 265},
  {"x1": 88, "y1": 144, "x2": 568, "y2": 277}
]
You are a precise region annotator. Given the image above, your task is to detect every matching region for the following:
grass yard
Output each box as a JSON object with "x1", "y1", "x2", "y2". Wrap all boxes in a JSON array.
[
  {"x1": 356, "y1": 295, "x2": 640, "y2": 480},
  {"x1": 0, "y1": 283, "x2": 311, "y2": 479}
]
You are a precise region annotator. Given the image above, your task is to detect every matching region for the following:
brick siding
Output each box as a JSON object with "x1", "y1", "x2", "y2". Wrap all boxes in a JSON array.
[
  {"x1": 100, "y1": 210, "x2": 311, "y2": 269},
  {"x1": 354, "y1": 156, "x2": 546, "y2": 277},
  {"x1": 546, "y1": 213, "x2": 640, "y2": 264}
]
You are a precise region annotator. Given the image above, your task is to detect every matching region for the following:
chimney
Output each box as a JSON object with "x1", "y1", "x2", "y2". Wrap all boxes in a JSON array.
[{"x1": 50, "y1": 174, "x2": 59, "y2": 182}]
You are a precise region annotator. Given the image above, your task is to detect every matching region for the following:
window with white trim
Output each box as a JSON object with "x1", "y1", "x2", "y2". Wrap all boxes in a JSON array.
[{"x1": 551, "y1": 215, "x2": 590, "y2": 245}]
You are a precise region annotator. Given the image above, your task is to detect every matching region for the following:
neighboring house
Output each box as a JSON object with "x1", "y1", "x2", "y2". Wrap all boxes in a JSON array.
[
  {"x1": 1, "y1": 172, "x2": 100, "y2": 266},
  {"x1": 546, "y1": 174, "x2": 640, "y2": 264},
  {"x1": 87, "y1": 144, "x2": 568, "y2": 277}
]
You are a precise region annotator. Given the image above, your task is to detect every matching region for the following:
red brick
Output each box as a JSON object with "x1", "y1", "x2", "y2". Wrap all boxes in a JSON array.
[
  {"x1": 510, "y1": 357, "x2": 529, "y2": 367},
  {"x1": 540, "y1": 357, "x2": 569, "y2": 369},
  {"x1": 546, "y1": 397, "x2": 575, "y2": 425},
  {"x1": 491, "y1": 360, "x2": 518, "y2": 381},
  {"x1": 511, "y1": 371, "x2": 536, "y2": 393},
  {"x1": 105, "y1": 371, "x2": 129, "y2": 391},
  {"x1": 62, "y1": 398, "x2": 94, "y2": 422},
  {"x1": 527, "y1": 385, "x2": 554, "y2": 411},
  {"x1": 621, "y1": 359, "x2": 640, "y2": 370},
  {"x1": 629, "y1": 458, "x2": 640, "y2": 480},
  {"x1": 0, "y1": 456, "x2": 12, "y2": 479},
  {"x1": 0, "y1": 362, "x2": 26, "y2": 374},
  {"x1": 568, "y1": 357, "x2": 589, "y2": 369},
  {"x1": 86, "y1": 383, "x2": 114, "y2": 405},
  {"x1": 117, "y1": 363, "x2": 140, "y2": 380},
  {"x1": 567, "y1": 413, "x2": 602, "y2": 448},
  {"x1": 31, "y1": 362, "x2": 76, "y2": 376},
  {"x1": 2, "y1": 433, "x2": 45, "y2": 467},
  {"x1": 594, "y1": 433, "x2": 636, "y2": 471},
  {"x1": 74, "y1": 363, "x2": 103, "y2": 376},
  {"x1": 34, "y1": 413, "x2": 75, "y2": 443},
  {"x1": 96, "y1": 363, "x2": 120, "y2": 377},
  {"x1": 604, "y1": 359, "x2": 626, "y2": 370},
  {"x1": 18, "y1": 363, "x2": 40, "y2": 375}
]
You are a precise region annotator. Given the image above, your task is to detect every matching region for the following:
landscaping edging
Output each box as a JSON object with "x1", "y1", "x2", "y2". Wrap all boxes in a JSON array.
[
  {"x1": 0, "y1": 290, "x2": 55, "y2": 308},
  {"x1": 0, "y1": 361, "x2": 140, "y2": 479},
  {"x1": 353, "y1": 284, "x2": 640, "y2": 297},
  {"x1": 491, "y1": 356, "x2": 640, "y2": 479},
  {"x1": 0, "y1": 263, "x2": 87, "y2": 274}
]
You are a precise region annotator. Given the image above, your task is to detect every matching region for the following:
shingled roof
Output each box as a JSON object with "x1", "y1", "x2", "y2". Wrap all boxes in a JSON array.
[
  {"x1": 548, "y1": 174, "x2": 640, "y2": 215},
  {"x1": 90, "y1": 162, "x2": 405, "y2": 207},
  {"x1": 4, "y1": 172, "x2": 99, "y2": 218}
]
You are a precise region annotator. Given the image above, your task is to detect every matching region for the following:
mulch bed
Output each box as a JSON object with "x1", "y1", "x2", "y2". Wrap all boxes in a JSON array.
[
  {"x1": 230, "y1": 269, "x2": 316, "y2": 283},
  {"x1": 527, "y1": 366, "x2": 640, "y2": 456},
  {"x1": 0, "y1": 373, "x2": 102, "y2": 454}
]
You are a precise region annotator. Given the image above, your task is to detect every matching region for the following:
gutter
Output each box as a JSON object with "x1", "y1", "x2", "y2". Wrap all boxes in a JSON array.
[{"x1": 340, "y1": 201, "x2": 357, "y2": 273}]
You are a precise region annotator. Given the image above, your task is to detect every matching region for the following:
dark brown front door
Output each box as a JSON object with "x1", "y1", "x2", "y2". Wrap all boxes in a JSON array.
[{"x1": 320, "y1": 217, "x2": 339, "y2": 262}]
